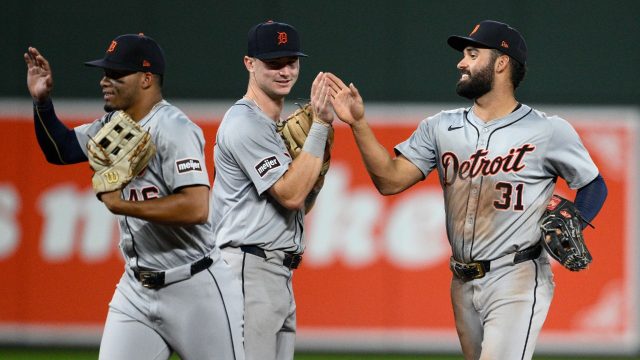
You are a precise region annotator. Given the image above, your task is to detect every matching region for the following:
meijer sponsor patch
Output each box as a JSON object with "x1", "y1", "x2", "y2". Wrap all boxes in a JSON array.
[
  {"x1": 176, "y1": 158, "x2": 203, "y2": 174},
  {"x1": 255, "y1": 156, "x2": 281, "y2": 177}
]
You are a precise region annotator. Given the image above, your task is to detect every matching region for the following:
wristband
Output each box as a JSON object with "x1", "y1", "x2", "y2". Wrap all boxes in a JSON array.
[
  {"x1": 313, "y1": 119, "x2": 331, "y2": 128},
  {"x1": 302, "y1": 122, "x2": 329, "y2": 158}
]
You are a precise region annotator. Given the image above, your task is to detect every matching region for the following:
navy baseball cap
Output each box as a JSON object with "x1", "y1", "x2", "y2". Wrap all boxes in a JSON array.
[
  {"x1": 448, "y1": 20, "x2": 527, "y2": 65},
  {"x1": 85, "y1": 33, "x2": 166, "y2": 75},
  {"x1": 247, "y1": 20, "x2": 307, "y2": 60}
]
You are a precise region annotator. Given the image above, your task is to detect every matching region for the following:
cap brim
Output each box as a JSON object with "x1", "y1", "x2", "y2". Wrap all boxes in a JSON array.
[
  {"x1": 447, "y1": 36, "x2": 492, "y2": 52},
  {"x1": 84, "y1": 59, "x2": 138, "y2": 72},
  {"x1": 254, "y1": 51, "x2": 308, "y2": 60}
]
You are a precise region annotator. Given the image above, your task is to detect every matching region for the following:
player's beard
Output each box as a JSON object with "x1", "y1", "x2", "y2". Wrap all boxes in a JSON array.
[{"x1": 456, "y1": 60, "x2": 495, "y2": 100}]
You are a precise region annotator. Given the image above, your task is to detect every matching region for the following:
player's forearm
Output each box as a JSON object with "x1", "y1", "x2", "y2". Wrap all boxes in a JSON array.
[
  {"x1": 350, "y1": 120, "x2": 403, "y2": 195},
  {"x1": 268, "y1": 121, "x2": 328, "y2": 209},
  {"x1": 101, "y1": 186, "x2": 209, "y2": 225},
  {"x1": 33, "y1": 99, "x2": 87, "y2": 164},
  {"x1": 574, "y1": 174, "x2": 607, "y2": 228},
  {"x1": 270, "y1": 152, "x2": 323, "y2": 210}
]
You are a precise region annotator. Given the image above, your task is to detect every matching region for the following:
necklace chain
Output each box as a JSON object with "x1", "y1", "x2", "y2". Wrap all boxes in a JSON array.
[
  {"x1": 243, "y1": 95, "x2": 263, "y2": 113},
  {"x1": 243, "y1": 95, "x2": 285, "y2": 122}
]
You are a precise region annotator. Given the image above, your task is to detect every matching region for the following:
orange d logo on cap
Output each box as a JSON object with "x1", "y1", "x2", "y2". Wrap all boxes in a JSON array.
[
  {"x1": 277, "y1": 31, "x2": 288, "y2": 45},
  {"x1": 107, "y1": 40, "x2": 118, "y2": 53}
]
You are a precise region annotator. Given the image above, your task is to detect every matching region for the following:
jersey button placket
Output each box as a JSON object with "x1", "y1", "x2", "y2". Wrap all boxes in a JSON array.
[
  {"x1": 478, "y1": 129, "x2": 489, "y2": 149},
  {"x1": 463, "y1": 179, "x2": 481, "y2": 262},
  {"x1": 462, "y1": 130, "x2": 488, "y2": 261}
]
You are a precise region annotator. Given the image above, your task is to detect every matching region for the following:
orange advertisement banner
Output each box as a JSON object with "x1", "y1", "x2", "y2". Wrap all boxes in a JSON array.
[{"x1": 0, "y1": 107, "x2": 637, "y2": 353}]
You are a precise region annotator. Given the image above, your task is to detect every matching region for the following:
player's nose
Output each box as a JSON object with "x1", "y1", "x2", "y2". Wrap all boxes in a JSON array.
[
  {"x1": 456, "y1": 58, "x2": 467, "y2": 70},
  {"x1": 99, "y1": 76, "x2": 113, "y2": 88}
]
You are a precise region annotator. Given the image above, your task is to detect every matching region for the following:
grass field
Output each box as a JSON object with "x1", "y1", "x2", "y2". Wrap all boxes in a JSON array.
[{"x1": 1, "y1": 348, "x2": 640, "y2": 360}]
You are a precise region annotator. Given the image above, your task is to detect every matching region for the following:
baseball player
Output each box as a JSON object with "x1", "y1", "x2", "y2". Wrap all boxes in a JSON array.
[
  {"x1": 25, "y1": 34, "x2": 244, "y2": 360},
  {"x1": 325, "y1": 20, "x2": 607, "y2": 360},
  {"x1": 211, "y1": 21, "x2": 333, "y2": 360}
]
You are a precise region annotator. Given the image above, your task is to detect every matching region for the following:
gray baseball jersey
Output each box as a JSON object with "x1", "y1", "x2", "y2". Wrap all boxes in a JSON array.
[
  {"x1": 395, "y1": 103, "x2": 598, "y2": 359},
  {"x1": 395, "y1": 104, "x2": 599, "y2": 262},
  {"x1": 213, "y1": 98, "x2": 304, "y2": 360},
  {"x1": 212, "y1": 98, "x2": 304, "y2": 254},
  {"x1": 74, "y1": 100, "x2": 244, "y2": 360},
  {"x1": 76, "y1": 100, "x2": 214, "y2": 268}
]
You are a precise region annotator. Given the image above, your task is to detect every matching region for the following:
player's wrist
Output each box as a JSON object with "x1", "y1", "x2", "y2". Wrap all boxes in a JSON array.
[
  {"x1": 350, "y1": 118, "x2": 368, "y2": 132},
  {"x1": 313, "y1": 118, "x2": 332, "y2": 128},
  {"x1": 302, "y1": 122, "x2": 329, "y2": 158},
  {"x1": 33, "y1": 96, "x2": 53, "y2": 109},
  {"x1": 313, "y1": 108, "x2": 334, "y2": 126}
]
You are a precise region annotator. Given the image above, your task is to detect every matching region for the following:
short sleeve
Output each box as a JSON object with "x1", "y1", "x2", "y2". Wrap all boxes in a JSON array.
[
  {"x1": 155, "y1": 118, "x2": 210, "y2": 191},
  {"x1": 394, "y1": 117, "x2": 438, "y2": 178},
  {"x1": 222, "y1": 111, "x2": 290, "y2": 195},
  {"x1": 545, "y1": 117, "x2": 599, "y2": 189}
]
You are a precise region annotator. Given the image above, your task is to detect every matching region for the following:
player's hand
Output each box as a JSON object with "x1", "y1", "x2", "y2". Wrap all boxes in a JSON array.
[
  {"x1": 24, "y1": 47, "x2": 53, "y2": 103},
  {"x1": 310, "y1": 72, "x2": 334, "y2": 125},
  {"x1": 325, "y1": 72, "x2": 365, "y2": 126}
]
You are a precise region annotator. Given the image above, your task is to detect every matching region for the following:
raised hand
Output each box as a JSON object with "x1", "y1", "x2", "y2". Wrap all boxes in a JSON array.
[
  {"x1": 325, "y1": 72, "x2": 365, "y2": 125},
  {"x1": 24, "y1": 47, "x2": 53, "y2": 102},
  {"x1": 310, "y1": 72, "x2": 334, "y2": 124}
]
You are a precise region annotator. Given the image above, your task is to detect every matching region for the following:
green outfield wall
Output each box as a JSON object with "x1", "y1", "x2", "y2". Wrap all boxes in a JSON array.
[{"x1": 4, "y1": 0, "x2": 639, "y2": 105}]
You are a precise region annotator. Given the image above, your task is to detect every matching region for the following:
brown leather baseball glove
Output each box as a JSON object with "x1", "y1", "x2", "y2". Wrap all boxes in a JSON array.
[{"x1": 87, "y1": 111, "x2": 156, "y2": 196}]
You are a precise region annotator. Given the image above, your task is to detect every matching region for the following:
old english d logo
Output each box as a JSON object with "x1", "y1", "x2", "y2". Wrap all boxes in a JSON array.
[
  {"x1": 105, "y1": 171, "x2": 119, "y2": 184},
  {"x1": 470, "y1": 24, "x2": 480, "y2": 36},
  {"x1": 107, "y1": 40, "x2": 118, "y2": 53},
  {"x1": 277, "y1": 31, "x2": 288, "y2": 45}
]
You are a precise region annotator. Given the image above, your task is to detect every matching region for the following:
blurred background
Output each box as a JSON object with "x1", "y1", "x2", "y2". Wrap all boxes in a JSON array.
[
  {"x1": 2, "y1": 0, "x2": 639, "y2": 359},
  {"x1": 4, "y1": 0, "x2": 638, "y2": 105}
]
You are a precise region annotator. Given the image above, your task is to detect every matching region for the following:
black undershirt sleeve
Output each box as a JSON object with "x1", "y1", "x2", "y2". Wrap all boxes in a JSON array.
[
  {"x1": 574, "y1": 174, "x2": 607, "y2": 228},
  {"x1": 33, "y1": 99, "x2": 87, "y2": 164}
]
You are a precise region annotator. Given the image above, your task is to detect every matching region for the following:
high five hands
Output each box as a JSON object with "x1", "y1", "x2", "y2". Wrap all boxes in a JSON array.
[
  {"x1": 323, "y1": 72, "x2": 365, "y2": 126},
  {"x1": 310, "y1": 72, "x2": 334, "y2": 125},
  {"x1": 311, "y1": 72, "x2": 365, "y2": 126},
  {"x1": 24, "y1": 47, "x2": 53, "y2": 102}
]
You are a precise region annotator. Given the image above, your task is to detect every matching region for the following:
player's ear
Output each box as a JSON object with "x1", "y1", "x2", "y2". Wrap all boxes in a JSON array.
[
  {"x1": 495, "y1": 54, "x2": 510, "y2": 73},
  {"x1": 140, "y1": 72, "x2": 154, "y2": 89},
  {"x1": 244, "y1": 56, "x2": 256, "y2": 73}
]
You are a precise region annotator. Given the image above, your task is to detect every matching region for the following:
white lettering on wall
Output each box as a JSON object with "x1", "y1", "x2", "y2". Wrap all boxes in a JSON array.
[
  {"x1": 39, "y1": 185, "x2": 115, "y2": 262},
  {"x1": 7, "y1": 166, "x2": 449, "y2": 268},
  {"x1": 78, "y1": 191, "x2": 117, "y2": 261},
  {"x1": 305, "y1": 164, "x2": 449, "y2": 269},
  {"x1": 0, "y1": 184, "x2": 20, "y2": 259},
  {"x1": 305, "y1": 165, "x2": 379, "y2": 267},
  {"x1": 383, "y1": 191, "x2": 448, "y2": 268}
]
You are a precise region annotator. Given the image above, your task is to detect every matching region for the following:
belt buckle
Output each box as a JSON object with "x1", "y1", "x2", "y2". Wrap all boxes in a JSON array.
[
  {"x1": 139, "y1": 271, "x2": 162, "y2": 289},
  {"x1": 454, "y1": 262, "x2": 485, "y2": 281},
  {"x1": 469, "y1": 263, "x2": 485, "y2": 280}
]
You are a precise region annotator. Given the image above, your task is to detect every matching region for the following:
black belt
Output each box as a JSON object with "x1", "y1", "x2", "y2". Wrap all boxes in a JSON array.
[
  {"x1": 133, "y1": 256, "x2": 213, "y2": 289},
  {"x1": 451, "y1": 244, "x2": 542, "y2": 282},
  {"x1": 240, "y1": 245, "x2": 303, "y2": 270}
]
